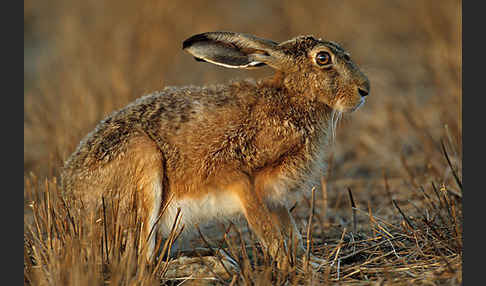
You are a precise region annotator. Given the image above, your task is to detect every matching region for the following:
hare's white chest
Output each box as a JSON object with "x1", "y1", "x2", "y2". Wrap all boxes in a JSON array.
[{"x1": 159, "y1": 191, "x2": 244, "y2": 240}]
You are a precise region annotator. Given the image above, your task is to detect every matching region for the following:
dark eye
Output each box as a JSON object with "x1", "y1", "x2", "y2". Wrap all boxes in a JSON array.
[
  {"x1": 315, "y1": 51, "x2": 332, "y2": 66},
  {"x1": 343, "y1": 53, "x2": 351, "y2": 61}
]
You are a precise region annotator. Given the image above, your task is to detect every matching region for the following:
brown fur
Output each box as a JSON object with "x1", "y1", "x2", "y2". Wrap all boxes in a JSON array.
[{"x1": 61, "y1": 31, "x2": 370, "y2": 267}]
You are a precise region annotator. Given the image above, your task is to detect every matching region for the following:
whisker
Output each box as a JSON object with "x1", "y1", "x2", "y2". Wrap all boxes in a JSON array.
[
  {"x1": 332, "y1": 110, "x2": 342, "y2": 142},
  {"x1": 329, "y1": 110, "x2": 334, "y2": 142},
  {"x1": 333, "y1": 110, "x2": 337, "y2": 140},
  {"x1": 330, "y1": 109, "x2": 339, "y2": 143}
]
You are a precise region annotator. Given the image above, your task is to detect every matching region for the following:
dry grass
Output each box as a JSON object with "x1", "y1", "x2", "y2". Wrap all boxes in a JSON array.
[{"x1": 24, "y1": 0, "x2": 461, "y2": 285}]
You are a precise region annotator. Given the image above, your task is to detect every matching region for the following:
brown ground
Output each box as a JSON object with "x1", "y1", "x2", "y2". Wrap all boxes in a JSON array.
[{"x1": 24, "y1": 1, "x2": 461, "y2": 285}]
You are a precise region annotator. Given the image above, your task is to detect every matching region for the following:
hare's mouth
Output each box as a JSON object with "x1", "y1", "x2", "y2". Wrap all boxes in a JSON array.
[
  {"x1": 334, "y1": 97, "x2": 365, "y2": 113},
  {"x1": 351, "y1": 97, "x2": 366, "y2": 111}
]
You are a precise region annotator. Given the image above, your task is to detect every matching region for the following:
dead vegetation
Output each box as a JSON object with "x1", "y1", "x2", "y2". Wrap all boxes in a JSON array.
[{"x1": 24, "y1": 0, "x2": 461, "y2": 285}]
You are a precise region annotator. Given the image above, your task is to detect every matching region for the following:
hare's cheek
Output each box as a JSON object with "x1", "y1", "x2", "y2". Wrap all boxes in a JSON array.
[{"x1": 311, "y1": 83, "x2": 334, "y2": 106}]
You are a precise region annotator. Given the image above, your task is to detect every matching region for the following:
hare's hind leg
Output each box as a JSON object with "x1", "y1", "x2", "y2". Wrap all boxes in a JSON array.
[
  {"x1": 138, "y1": 173, "x2": 163, "y2": 261},
  {"x1": 119, "y1": 135, "x2": 165, "y2": 262}
]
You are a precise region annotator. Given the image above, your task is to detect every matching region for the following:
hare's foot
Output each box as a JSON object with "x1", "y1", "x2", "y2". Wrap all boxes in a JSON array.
[{"x1": 163, "y1": 251, "x2": 239, "y2": 280}]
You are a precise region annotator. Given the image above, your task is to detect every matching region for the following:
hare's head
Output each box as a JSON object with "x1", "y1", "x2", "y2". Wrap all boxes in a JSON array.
[{"x1": 183, "y1": 32, "x2": 370, "y2": 112}]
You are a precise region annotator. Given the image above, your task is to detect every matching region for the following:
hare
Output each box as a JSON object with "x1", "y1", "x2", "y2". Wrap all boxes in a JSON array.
[{"x1": 61, "y1": 31, "x2": 370, "y2": 269}]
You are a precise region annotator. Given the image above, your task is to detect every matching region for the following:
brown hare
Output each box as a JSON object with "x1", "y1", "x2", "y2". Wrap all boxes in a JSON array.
[{"x1": 61, "y1": 31, "x2": 370, "y2": 269}]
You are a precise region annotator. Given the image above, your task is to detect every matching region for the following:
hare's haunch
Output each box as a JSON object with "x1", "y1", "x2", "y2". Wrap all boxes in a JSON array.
[{"x1": 61, "y1": 31, "x2": 370, "y2": 268}]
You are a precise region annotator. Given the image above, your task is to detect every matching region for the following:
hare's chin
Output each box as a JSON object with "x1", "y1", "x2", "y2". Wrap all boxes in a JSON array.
[{"x1": 334, "y1": 98, "x2": 365, "y2": 113}]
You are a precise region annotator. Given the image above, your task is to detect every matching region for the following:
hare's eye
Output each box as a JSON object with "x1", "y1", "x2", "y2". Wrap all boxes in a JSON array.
[{"x1": 315, "y1": 51, "x2": 332, "y2": 66}]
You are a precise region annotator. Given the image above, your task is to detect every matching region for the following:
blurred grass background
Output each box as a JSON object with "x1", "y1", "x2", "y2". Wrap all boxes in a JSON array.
[{"x1": 24, "y1": 0, "x2": 461, "y2": 284}]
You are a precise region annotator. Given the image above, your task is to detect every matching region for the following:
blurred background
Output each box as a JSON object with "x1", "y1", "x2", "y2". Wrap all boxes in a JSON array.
[{"x1": 24, "y1": 0, "x2": 461, "y2": 191}]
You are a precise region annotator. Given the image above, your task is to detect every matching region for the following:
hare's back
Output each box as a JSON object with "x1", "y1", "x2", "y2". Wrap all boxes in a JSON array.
[{"x1": 64, "y1": 83, "x2": 248, "y2": 172}]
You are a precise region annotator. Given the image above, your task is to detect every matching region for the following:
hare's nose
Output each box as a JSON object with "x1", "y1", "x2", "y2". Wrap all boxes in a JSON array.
[{"x1": 358, "y1": 87, "x2": 369, "y2": 97}]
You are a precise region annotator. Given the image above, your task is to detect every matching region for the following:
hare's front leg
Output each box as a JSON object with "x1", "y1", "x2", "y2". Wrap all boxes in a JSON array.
[
  {"x1": 232, "y1": 180, "x2": 287, "y2": 267},
  {"x1": 267, "y1": 203, "x2": 326, "y2": 270},
  {"x1": 267, "y1": 204, "x2": 303, "y2": 254},
  {"x1": 232, "y1": 177, "x2": 309, "y2": 269},
  {"x1": 232, "y1": 175, "x2": 325, "y2": 270},
  {"x1": 269, "y1": 205, "x2": 326, "y2": 269}
]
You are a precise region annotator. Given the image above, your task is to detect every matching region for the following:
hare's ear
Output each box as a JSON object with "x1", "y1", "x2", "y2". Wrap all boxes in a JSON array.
[{"x1": 183, "y1": 32, "x2": 286, "y2": 70}]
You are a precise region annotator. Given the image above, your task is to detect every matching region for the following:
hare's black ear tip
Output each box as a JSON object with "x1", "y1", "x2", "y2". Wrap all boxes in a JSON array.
[
  {"x1": 182, "y1": 33, "x2": 210, "y2": 50},
  {"x1": 194, "y1": 57, "x2": 206, "y2": 62}
]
